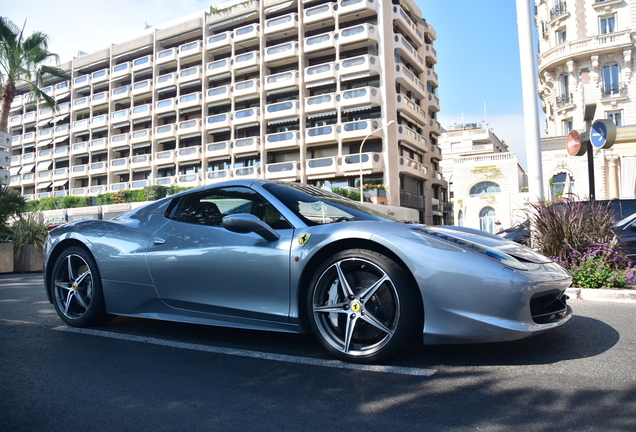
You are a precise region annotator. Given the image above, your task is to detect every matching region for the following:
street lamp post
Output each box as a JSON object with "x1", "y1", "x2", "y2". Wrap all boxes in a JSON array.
[{"x1": 359, "y1": 120, "x2": 395, "y2": 203}]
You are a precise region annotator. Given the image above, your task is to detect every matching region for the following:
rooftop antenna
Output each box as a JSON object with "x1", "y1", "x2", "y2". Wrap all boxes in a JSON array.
[
  {"x1": 460, "y1": 113, "x2": 465, "y2": 129},
  {"x1": 483, "y1": 101, "x2": 488, "y2": 128}
]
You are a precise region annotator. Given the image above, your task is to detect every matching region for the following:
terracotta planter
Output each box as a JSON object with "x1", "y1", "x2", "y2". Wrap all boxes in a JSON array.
[
  {"x1": 14, "y1": 244, "x2": 44, "y2": 273},
  {"x1": 0, "y1": 243, "x2": 14, "y2": 274}
]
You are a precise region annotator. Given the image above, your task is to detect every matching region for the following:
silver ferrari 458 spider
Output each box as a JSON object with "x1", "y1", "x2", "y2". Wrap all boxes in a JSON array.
[{"x1": 44, "y1": 180, "x2": 572, "y2": 363}]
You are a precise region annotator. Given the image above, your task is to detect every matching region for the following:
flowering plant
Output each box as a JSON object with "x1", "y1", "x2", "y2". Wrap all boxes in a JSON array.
[
  {"x1": 552, "y1": 241, "x2": 636, "y2": 288},
  {"x1": 363, "y1": 184, "x2": 386, "y2": 190}
]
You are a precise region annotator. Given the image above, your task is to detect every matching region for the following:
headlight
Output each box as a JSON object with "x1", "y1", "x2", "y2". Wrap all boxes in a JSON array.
[{"x1": 411, "y1": 227, "x2": 528, "y2": 271}]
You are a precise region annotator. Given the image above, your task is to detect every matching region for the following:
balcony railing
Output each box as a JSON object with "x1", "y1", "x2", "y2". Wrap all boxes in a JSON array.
[
  {"x1": 550, "y1": 2, "x2": 567, "y2": 20},
  {"x1": 555, "y1": 93, "x2": 573, "y2": 108},
  {"x1": 602, "y1": 83, "x2": 627, "y2": 98}
]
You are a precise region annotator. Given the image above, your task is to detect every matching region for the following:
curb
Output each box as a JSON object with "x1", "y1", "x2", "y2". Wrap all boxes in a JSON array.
[{"x1": 565, "y1": 287, "x2": 636, "y2": 304}]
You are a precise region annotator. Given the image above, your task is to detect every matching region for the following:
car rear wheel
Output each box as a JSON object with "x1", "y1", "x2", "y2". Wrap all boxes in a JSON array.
[
  {"x1": 50, "y1": 246, "x2": 111, "y2": 327},
  {"x1": 308, "y1": 249, "x2": 420, "y2": 363}
]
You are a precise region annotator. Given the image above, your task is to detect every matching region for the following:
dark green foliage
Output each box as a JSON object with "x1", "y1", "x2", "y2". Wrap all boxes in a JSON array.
[
  {"x1": 331, "y1": 187, "x2": 360, "y2": 202},
  {"x1": 144, "y1": 185, "x2": 167, "y2": 201},
  {"x1": 0, "y1": 185, "x2": 26, "y2": 240}
]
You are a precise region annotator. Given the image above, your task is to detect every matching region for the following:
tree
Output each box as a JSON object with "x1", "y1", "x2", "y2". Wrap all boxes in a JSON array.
[
  {"x1": 0, "y1": 184, "x2": 26, "y2": 240},
  {"x1": 0, "y1": 17, "x2": 69, "y2": 133}
]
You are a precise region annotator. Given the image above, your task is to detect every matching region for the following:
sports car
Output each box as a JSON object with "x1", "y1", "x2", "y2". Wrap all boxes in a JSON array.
[{"x1": 44, "y1": 180, "x2": 573, "y2": 363}]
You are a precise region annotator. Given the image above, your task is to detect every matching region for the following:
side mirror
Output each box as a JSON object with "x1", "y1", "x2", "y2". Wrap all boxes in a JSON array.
[{"x1": 222, "y1": 213, "x2": 280, "y2": 242}]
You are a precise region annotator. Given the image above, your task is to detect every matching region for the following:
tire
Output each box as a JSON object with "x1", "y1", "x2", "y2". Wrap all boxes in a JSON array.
[
  {"x1": 307, "y1": 249, "x2": 421, "y2": 363},
  {"x1": 50, "y1": 246, "x2": 111, "y2": 327}
]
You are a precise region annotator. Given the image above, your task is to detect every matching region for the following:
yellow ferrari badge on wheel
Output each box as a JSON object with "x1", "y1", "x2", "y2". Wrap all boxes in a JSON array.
[{"x1": 299, "y1": 233, "x2": 311, "y2": 246}]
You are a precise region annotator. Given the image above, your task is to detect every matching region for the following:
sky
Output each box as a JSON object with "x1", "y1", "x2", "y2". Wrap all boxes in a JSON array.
[{"x1": 4, "y1": 0, "x2": 536, "y2": 169}]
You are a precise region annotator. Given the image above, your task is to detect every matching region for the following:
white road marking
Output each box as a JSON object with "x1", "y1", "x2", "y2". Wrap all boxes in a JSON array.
[{"x1": 53, "y1": 326, "x2": 437, "y2": 377}]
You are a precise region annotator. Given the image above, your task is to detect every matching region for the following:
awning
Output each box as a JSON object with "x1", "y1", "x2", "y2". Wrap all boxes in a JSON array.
[
  {"x1": 36, "y1": 181, "x2": 52, "y2": 189},
  {"x1": 55, "y1": 92, "x2": 70, "y2": 100},
  {"x1": 157, "y1": 137, "x2": 176, "y2": 144},
  {"x1": 179, "y1": 160, "x2": 201, "y2": 167},
  {"x1": 208, "y1": 100, "x2": 232, "y2": 107},
  {"x1": 236, "y1": 122, "x2": 259, "y2": 129},
  {"x1": 179, "y1": 107, "x2": 201, "y2": 115},
  {"x1": 112, "y1": 121, "x2": 130, "y2": 128},
  {"x1": 308, "y1": 110, "x2": 337, "y2": 119},
  {"x1": 38, "y1": 119, "x2": 52, "y2": 126},
  {"x1": 268, "y1": 117, "x2": 298, "y2": 126},
  {"x1": 157, "y1": 85, "x2": 177, "y2": 93},
  {"x1": 341, "y1": 72, "x2": 376, "y2": 82},
  {"x1": 207, "y1": 155, "x2": 231, "y2": 162},
  {"x1": 343, "y1": 104, "x2": 374, "y2": 113},
  {"x1": 398, "y1": 111, "x2": 423, "y2": 125},
  {"x1": 267, "y1": 86, "x2": 298, "y2": 96},
  {"x1": 37, "y1": 139, "x2": 53, "y2": 147},
  {"x1": 91, "y1": 126, "x2": 109, "y2": 133},
  {"x1": 157, "y1": 112, "x2": 176, "y2": 118},
  {"x1": 52, "y1": 179, "x2": 69, "y2": 187},
  {"x1": 180, "y1": 132, "x2": 202, "y2": 140},
  {"x1": 133, "y1": 142, "x2": 151, "y2": 149},
  {"x1": 132, "y1": 167, "x2": 151, "y2": 173},
  {"x1": 53, "y1": 114, "x2": 70, "y2": 123},
  {"x1": 264, "y1": 1, "x2": 293, "y2": 14},
  {"x1": 9, "y1": 166, "x2": 21, "y2": 175},
  {"x1": 306, "y1": 78, "x2": 336, "y2": 88},
  {"x1": 112, "y1": 145, "x2": 130, "y2": 152},
  {"x1": 235, "y1": 152, "x2": 258, "y2": 158},
  {"x1": 614, "y1": 143, "x2": 636, "y2": 157},
  {"x1": 133, "y1": 117, "x2": 152, "y2": 125},
  {"x1": 208, "y1": 11, "x2": 258, "y2": 29},
  {"x1": 157, "y1": 163, "x2": 176, "y2": 169},
  {"x1": 74, "y1": 131, "x2": 90, "y2": 137},
  {"x1": 19, "y1": 163, "x2": 35, "y2": 174},
  {"x1": 207, "y1": 127, "x2": 230, "y2": 133},
  {"x1": 37, "y1": 160, "x2": 53, "y2": 170},
  {"x1": 53, "y1": 136, "x2": 69, "y2": 144}
]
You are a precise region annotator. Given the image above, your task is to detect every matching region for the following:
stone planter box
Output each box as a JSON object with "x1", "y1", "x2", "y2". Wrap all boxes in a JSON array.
[
  {"x1": 0, "y1": 243, "x2": 14, "y2": 274},
  {"x1": 14, "y1": 244, "x2": 43, "y2": 273}
]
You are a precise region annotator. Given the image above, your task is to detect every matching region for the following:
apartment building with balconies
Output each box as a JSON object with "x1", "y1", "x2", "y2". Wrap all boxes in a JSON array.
[
  {"x1": 7, "y1": 0, "x2": 447, "y2": 224},
  {"x1": 535, "y1": 0, "x2": 636, "y2": 199}
]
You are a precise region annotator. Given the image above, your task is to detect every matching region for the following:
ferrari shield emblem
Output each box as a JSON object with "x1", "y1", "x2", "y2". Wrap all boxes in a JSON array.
[{"x1": 299, "y1": 233, "x2": 311, "y2": 246}]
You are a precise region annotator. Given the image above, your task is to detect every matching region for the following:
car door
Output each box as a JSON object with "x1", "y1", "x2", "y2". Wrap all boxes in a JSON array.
[{"x1": 145, "y1": 186, "x2": 294, "y2": 322}]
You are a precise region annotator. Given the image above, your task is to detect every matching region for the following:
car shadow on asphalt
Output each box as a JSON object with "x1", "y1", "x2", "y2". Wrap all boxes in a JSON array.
[{"x1": 398, "y1": 314, "x2": 618, "y2": 368}]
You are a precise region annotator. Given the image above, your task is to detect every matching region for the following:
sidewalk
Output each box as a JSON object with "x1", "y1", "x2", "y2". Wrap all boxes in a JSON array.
[{"x1": 565, "y1": 287, "x2": 636, "y2": 304}]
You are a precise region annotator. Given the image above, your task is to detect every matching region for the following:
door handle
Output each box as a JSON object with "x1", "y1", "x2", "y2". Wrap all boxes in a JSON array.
[{"x1": 153, "y1": 237, "x2": 166, "y2": 245}]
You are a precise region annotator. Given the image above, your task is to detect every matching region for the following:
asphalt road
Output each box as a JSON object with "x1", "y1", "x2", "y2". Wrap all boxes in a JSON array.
[{"x1": 1, "y1": 273, "x2": 635, "y2": 431}]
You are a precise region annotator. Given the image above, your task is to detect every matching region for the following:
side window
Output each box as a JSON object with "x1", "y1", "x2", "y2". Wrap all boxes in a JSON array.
[{"x1": 171, "y1": 186, "x2": 292, "y2": 229}]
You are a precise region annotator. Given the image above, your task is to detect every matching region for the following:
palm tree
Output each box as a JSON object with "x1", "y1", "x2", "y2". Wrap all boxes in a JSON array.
[{"x1": 0, "y1": 17, "x2": 69, "y2": 133}]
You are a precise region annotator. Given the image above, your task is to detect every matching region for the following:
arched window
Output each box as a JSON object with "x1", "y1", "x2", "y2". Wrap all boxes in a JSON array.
[
  {"x1": 458, "y1": 210, "x2": 464, "y2": 227},
  {"x1": 479, "y1": 207, "x2": 496, "y2": 233},
  {"x1": 550, "y1": 172, "x2": 574, "y2": 199},
  {"x1": 470, "y1": 181, "x2": 501, "y2": 196}
]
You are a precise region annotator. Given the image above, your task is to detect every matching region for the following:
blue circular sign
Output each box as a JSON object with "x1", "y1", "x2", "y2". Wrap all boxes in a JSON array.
[{"x1": 590, "y1": 119, "x2": 617, "y2": 149}]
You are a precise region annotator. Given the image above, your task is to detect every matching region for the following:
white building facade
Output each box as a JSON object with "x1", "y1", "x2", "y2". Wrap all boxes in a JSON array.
[
  {"x1": 7, "y1": 0, "x2": 448, "y2": 224},
  {"x1": 535, "y1": 0, "x2": 636, "y2": 199},
  {"x1": 439, "y1": 125, "x2": 529, "y2": 233}
]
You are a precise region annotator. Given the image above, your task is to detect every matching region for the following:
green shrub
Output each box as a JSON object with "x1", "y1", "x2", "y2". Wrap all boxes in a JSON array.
[
  {"x1": 331, "y1": 187, "x2": 360, "y2": 202},
  {"x1": 10, "y1": 212, "x2": 48, "y2": 260},
  {"x1": 144, "y1": 185, "x2": 167, "y2": 201},
  {"x1": 0, "y1": 186, "x2": 26, "y2": 240}
]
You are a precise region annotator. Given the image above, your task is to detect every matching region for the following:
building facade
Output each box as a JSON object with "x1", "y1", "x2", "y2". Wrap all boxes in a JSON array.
[
  {"x1": 439, "y1": 124, "x2": 529, "y2": 233},
  {"x1": 6, "y1": 0, "x2": 447, "y2": 224},
  {"x1": 535, "y1": 0, "x2": 636, "y2": 199}
]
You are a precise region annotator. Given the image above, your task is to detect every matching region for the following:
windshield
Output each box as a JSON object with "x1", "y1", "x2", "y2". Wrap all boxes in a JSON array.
[{"x1": 262, "y1": 182, "x2": 398, "y2": 225}]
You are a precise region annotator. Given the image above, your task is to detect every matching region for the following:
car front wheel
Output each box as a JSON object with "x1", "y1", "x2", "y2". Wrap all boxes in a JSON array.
[
  {"x1": 308, "y1": 249, "x2": 421, "y2": 363},
  {"x1": 50, "y1": 246, "x2": 111, "y2": 327}
]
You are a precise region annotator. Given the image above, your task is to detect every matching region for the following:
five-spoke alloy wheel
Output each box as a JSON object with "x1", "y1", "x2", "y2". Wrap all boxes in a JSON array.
[
  {"x1": 50, "y1": 246, "x2": 110, "y2": 327},
  {"x1": 308, "y1": 249, "x2": 420, "y2": 363}
]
